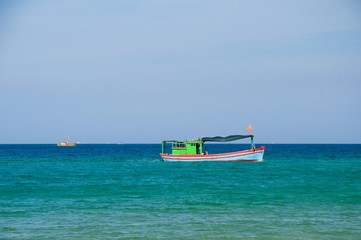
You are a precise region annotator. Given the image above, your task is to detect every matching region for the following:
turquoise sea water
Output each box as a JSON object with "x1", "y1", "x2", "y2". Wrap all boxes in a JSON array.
[{"x1": 1, "y1": 144, "x2": 360, "y2": 239}]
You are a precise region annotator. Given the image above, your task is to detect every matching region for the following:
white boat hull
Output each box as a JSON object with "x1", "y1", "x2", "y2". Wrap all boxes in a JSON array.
[{"x1": 160, "y1": 147, "x2": 265, "y2": 162}]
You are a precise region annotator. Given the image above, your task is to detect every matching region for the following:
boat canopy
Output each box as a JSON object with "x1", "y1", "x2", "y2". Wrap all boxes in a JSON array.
[{"x1": 201, "y1": 134, "x2": 253, "y2": 142}]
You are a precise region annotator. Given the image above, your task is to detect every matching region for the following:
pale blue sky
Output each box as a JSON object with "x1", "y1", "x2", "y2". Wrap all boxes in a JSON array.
[{"x1": 0, "y1": 0, "x2": 360, "y2": 143}]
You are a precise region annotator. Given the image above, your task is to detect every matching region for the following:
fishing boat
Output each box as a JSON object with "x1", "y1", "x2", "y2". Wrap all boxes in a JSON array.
[
  {"x1": 160, "y1": 134, "x2": 265, "y2": 162},
  {"x1": 57, "y1": 137, "x2": 76, "y2": 147}
]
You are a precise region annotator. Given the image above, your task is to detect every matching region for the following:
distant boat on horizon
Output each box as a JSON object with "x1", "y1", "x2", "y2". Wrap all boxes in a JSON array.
[{"x1": 57, "y1": 137, "x2": 76, "y2": 147}]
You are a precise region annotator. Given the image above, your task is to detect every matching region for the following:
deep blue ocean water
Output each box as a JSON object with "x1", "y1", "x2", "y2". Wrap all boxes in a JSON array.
[{"x1": 1, "y1": 144, "x2": 360, "y2": 239}]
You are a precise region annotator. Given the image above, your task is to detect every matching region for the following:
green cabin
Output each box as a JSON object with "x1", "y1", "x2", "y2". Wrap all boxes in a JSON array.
[{"x1": 161, "y1": 140, "x2": 203, "y2": 155}]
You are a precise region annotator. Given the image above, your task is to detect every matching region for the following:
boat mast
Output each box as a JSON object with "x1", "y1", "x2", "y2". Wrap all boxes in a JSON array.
[{"x1": 161, "y1": 141, "x2": 165, "y2": 154}]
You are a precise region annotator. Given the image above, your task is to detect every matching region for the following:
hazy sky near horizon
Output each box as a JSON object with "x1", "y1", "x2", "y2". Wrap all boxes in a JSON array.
[{"x1": 0, "y1": 0, "x2": 360, "y2": 143}]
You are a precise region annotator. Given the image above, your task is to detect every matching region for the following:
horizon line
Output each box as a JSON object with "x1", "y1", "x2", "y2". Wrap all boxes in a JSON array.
[{"x1": 0, "y1": 142, "x2": 360, "y2": 145}]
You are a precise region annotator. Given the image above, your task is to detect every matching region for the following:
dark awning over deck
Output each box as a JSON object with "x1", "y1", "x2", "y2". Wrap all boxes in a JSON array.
[{"x1": 201, "y1": 135, "x2": 253, "y2": 142}]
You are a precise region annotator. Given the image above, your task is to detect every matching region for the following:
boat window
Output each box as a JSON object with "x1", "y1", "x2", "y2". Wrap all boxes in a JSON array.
[{"x1": 174, "y1": 143, "x2": 185, "y2": 148}]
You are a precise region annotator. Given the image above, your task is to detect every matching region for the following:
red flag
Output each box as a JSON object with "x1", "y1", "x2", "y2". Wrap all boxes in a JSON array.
[{"x1": 246, "y1": 125, "x2": 252, "y2": 132}]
